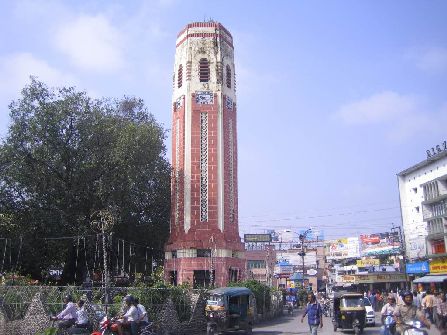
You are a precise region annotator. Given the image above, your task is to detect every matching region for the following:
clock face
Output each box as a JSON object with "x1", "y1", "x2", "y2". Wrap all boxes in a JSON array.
[
  {"x1": 195, "y1": 91, "x2": 214, "y2": 104},
  {"x1": 225, "y1": 96, "x2": 233, "y2": 110}
]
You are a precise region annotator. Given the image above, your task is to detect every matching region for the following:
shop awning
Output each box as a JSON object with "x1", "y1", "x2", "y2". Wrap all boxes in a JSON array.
[{"x1": 413, "y1": 275, "x2": 447, "y2": 283}]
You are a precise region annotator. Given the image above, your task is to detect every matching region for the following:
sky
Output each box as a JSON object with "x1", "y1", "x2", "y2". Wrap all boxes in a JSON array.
[{"x1": 0, "y1": 0, "x2": 446, "y2": 241}]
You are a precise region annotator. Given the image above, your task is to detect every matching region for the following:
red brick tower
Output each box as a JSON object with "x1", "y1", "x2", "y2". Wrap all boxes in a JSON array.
[{"x1": 164, "y1": 22, "x2": 245, "y2": 287}]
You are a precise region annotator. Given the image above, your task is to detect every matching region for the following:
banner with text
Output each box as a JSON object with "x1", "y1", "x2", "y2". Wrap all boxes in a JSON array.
[
  {"x1": 360, "y1": 231, "x2": 401, "y2": 256},
  {"x1": 325, "y1": 237, "x2": 360, "y2": 260}
]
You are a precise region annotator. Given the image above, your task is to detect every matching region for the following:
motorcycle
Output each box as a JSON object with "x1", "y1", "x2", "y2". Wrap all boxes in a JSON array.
[
  {"x1": 97, "y1": 316, "x2": 157, "y2": 335},
  {"x1": 286, "y1": 301, "x2": 294, "y2": 315},
  {"x1": 381, "y1": 313, "x2": 396, "y2": 335},
  {"x1": 401, "y1": 319, "x2": 428, "y2": 335}
]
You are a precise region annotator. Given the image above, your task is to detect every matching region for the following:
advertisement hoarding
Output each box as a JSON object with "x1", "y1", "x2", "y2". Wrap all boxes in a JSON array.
[
  {"x1": 406, "y1": 261, "x2": 429, "y2": 274},
  {"x1": 325, "y1": 237, "x2": 360, "y2": 260},
  {"x1": 360, "y1": 231, "x2": 401, "y2": 256}
]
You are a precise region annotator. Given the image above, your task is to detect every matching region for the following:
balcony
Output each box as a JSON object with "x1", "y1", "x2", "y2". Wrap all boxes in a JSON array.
[
  {"x1": 426, "y1": 220, "x2": 445, "y2": 237},
  {"x1": 423, "y1": 201, "x2": 447, "y2": 221}
]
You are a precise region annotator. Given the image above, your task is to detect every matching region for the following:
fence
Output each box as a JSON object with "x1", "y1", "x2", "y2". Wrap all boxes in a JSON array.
[{"x1": 0, "y1": 285, "x2": 284, "y2": 334}]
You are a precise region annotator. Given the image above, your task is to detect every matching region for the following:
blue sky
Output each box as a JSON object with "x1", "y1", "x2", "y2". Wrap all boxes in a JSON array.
[{"x1": 1, "y1": 0, "x2": 446, "y2": 240}]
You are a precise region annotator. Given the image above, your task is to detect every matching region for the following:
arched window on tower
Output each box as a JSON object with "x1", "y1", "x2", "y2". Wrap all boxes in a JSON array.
[
  {"x1": 226, "y1": 65, "x2": 231, "y2": 88},
  {"x1": 177, "y1": 64, "x2": 183, "y2": 88},
  {"x1": 199, "y1": 58, "x2": 210, "y2": 82}
]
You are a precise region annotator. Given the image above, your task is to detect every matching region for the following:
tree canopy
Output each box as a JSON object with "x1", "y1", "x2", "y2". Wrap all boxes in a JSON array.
[{"x1": 0, "y1": 78, "x2": 171, "y2": 283}]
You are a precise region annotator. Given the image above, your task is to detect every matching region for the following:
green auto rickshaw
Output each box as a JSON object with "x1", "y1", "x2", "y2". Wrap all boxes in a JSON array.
[{"x1": 205, "y1": 287, "x2": 255, "y2": 335}]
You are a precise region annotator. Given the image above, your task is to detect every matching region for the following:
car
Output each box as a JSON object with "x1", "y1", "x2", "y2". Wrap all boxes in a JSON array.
[{"x1": 363, "y1": 297, "x2": 375, "y2": 326}]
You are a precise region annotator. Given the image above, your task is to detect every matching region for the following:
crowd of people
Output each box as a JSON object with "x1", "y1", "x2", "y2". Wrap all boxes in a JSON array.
[
  {"x1": 372, "y1": 288, "x2": 447, "y2": 334},
  {"x1": 52, "y1": 294, "x2": 149, "y2": 335}
]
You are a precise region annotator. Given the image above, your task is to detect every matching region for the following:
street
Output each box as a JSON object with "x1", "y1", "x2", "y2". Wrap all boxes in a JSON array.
[{"x1": 252, "y1": 310, "x2": 441, "y2": 335}]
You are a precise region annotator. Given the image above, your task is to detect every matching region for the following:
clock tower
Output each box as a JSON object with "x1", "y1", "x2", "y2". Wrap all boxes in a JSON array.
[{"x1": 164, "y1": 21, "x2": 245, "y2": 287}]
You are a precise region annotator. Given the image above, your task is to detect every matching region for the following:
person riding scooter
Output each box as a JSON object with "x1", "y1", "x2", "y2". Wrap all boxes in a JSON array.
[
  {"x1": 393, "y1": 291, "x2": 431, "y2": 334},
  {"x1": 51, "y1": 295, "x2": 77, "y2": 331},
  {"x1": 114, "y1": 295, "x2": 140, "y2": 335}
]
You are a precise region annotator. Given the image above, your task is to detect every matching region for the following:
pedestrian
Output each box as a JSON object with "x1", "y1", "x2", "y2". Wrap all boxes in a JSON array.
[
  {"x1": 437, "y1": 293, "x2": 447, "y2": 330},
  {"x1": 423, "y1": 290, "x2": 434, "y2": 322},
  {"x1": 301, "y1": 292, "x2": 323, "y2": 335}
]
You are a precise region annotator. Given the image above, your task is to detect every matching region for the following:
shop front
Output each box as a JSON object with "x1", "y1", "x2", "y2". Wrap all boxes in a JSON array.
[
  {"x1": 412, "y1": 258, "x2": 447, "y2": 291},
  {"x1": 355, "y1": 273, "x2": 407, "y2": 292}
]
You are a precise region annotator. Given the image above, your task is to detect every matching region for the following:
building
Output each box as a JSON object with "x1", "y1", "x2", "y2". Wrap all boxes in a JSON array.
[
  {"x1": 164, "y1": 21, "x2": 245, "y2": 287},
  {"x1": 397, "y1": 143, "x2": 447, "y2": 260},
  {"x1": 245, "y1": 244, "x2": 277, "y2": 287}
]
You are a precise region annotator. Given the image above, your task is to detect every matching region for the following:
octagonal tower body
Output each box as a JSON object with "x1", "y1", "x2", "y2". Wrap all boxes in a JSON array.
[{"x1": 164, "y1": 22, "x2": 245, "y2": 287}]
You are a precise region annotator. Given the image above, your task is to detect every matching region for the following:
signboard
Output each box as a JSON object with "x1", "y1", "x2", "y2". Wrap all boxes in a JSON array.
[
  {"x1": 356, "y1": 259, "x2": 380, "y2": 267},
  {"x1": 297, "y1": 228, "x2": 324, "y2": 242},
  {"x1": 407, "y1": 237, "x2": 427, "y2": 260},
  {"x1": 356, "y1": 273, "x2": 406, "y2": 284},
  {"x1": 430, "y1": 259, "x2": 447, "y2": 274},
  {"x1": 244, "y1": 234, "x2": 272, "y2": 243},
  {"x1": 325, "y1": 237, "x2": 360, "y2": 260},
  {"x1": 360, "y1": 232, "x2": 401, "y2": 256},
  {"x1": 278, "y1": 251, "x2": 317, "y2": 267},
  {"x1": 406, "y1": 261, "x2": 429, "y2": 274}
]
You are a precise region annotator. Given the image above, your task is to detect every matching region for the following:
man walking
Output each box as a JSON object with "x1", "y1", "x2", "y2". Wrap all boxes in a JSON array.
[{"x1": 301, "y1": 292, "x2": 323, "y2": 335}]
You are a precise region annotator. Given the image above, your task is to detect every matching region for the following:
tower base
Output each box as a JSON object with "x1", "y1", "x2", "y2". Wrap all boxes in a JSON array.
[{"x1": 164, "y1": 257, "x2": 246, "y2": 288}]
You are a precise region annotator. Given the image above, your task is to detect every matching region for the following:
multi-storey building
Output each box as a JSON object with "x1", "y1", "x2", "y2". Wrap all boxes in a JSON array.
[
  {"x1": 164, "y1": 22, "x2": 245, "y2": 287},
  {"x1": 397, "y1": 143, "x2": 447, "y2": 260}
]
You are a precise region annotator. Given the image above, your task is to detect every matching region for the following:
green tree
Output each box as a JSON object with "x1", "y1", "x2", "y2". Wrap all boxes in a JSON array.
[{"x1": 0, "y1": 78, "x2": 171, "y2": 283}]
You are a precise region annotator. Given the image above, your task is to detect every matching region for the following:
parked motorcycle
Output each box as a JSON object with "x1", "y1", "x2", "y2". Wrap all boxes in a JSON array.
[{"x1": 286, "y1": 301, "x2": 294, "y2": 315}]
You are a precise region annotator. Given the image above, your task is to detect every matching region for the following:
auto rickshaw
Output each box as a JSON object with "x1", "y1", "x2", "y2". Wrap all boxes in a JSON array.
[
  {"x1": 205, "y1": 287, "x2": 255, "y2": 335},
  {"x1": 332, "y1": 292, "x2": 366, "y2": 334}
]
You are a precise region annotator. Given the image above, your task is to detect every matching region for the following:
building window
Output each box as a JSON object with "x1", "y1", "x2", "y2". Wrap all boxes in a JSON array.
[
  {"x1": 199, "y1": 58, "x2": 210, "y2": 82},
  {"x1": 415, "y1": 206, "x2": 420, "y2": 213},
  {"x1": 247, "y1": 260, "x2": 266, "y2": 269},
  {"x1": 197, "y1": 249, "x2": 211, "y2": 257},
  {"x1": 177, "y1": 64, "x2": 183, "y2": 88},
  {"x1": 432, "y1": 239, "x2": 446, "y2": 254},
  {"x1": 412, "y1": 187, "x2": 417, "y2": 193},
  {"x1": 226, "y1": 65, "x2": 231, "y2": 88}
]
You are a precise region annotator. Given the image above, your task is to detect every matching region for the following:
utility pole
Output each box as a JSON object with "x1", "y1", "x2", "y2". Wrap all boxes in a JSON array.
[
  {"x1": 392, "y1": 223, "x2": 408, "y2": 289},
  {"x1": 298, "y1": 229, "x2": 312, "y2": 290},
  {"x1": 91, "y1": 209, "x2": 115, "y2": 314}
]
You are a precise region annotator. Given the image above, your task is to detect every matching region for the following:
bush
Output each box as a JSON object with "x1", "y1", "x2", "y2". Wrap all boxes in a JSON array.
[{"x1": 228, "y1": 280, "x2": 271, "y2": 315}]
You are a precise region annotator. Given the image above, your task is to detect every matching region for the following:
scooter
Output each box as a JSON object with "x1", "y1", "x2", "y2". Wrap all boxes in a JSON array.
[
  {"x1": 381, "y1": 313, "x2": 396, "y2": 335},
  {"x1": 401, "y1": 319, "x2": 428, "y2": 335}
]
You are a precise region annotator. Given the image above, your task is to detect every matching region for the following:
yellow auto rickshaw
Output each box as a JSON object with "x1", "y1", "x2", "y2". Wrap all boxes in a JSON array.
[{"x1": 205, "y1": 287, "x2": 255, "y2": 335}]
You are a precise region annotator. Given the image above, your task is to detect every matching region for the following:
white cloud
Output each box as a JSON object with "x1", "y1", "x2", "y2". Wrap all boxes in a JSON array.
[
  {"x1": 407, "y1": 47, "x2": 447, "y2": 74},
  {"x1": 54, "y1": 14, "x2": 126, "y2": 73},
  {"x1": 336, "y1": 91, "x2": 419, "y2": 125},
  {"x1": 336, "y1": 91, "x2": 446, "y2": 142}
]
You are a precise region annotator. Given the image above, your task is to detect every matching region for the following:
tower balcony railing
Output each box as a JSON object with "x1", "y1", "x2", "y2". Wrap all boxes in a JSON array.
[{"x1": 423, "y1": 202, "x2": 447, "y2": 221}]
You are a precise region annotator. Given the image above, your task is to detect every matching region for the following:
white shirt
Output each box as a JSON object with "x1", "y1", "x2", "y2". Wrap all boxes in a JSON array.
[
  {"x1": 76, "y1": 306, "x2": 89, "y2": 325},
  {"x1": 137, "y1": 304, "x2": 148, "y2": 323},
  {"x1": 57, "y1": 302, "x2": 77, "y2": 320},
  {"x1": 124, "y1": 305, "x2": 139, "y2": 322}
]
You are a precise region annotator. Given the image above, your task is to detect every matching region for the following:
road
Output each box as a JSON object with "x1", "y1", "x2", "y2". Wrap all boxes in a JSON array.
[{"x1": 252, "y1": 310, "x2": 440, "y2": 335}]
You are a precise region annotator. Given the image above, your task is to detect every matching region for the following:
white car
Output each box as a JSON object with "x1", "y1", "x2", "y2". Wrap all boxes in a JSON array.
[{"x1": 363, "y1": 297, "x2": 375, "y2": 326}]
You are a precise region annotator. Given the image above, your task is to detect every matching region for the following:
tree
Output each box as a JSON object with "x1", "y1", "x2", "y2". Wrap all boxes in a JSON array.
[{"x1": 0, "y1": 78, "x2": 171, "y2": 283}]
